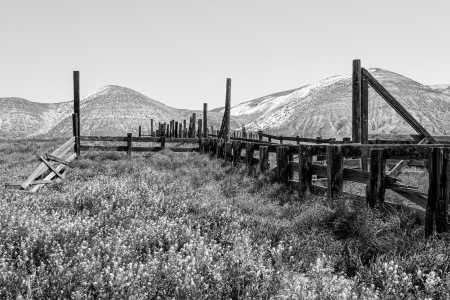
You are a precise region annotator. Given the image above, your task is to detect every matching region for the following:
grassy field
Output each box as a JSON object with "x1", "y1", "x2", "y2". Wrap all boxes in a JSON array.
[{"x1": 1, "y1": 139, "x2": 449, "y2": 299}]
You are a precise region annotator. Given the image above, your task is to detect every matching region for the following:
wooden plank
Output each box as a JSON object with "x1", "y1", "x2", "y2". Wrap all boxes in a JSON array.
[
  {"x1": 352, "y1": 59, "x2": 362, "y2": 143},
  {"x1": 389, "y1": 184, "x2": 428, "y2": 208},
  {"x1": 387, "y1": 138, "x2": 428, "y2": 177},
  {"x1": 326, "y1": 146, "x2": 344, "y2": 201},
  {"x1": 21, "y1": 137, "x2": 75, "y2": 189},
  {"x1": 367, "y1": 149, "x2": 386, "y2": 208},
  {"x1": 362, "y1": 68, "x2": 436, "y2": 143},
  {"x1": 39, "y1": 156, "x2": 64, "y2": 179},
  {"x1": 168, "y1": 147, "x2": 199, "y2": 152},
  {"x1": 45, "y1": 153, "x2": 73, "y2": 167},
  {"x1": 30, "y1": 153, "x2": 77, "y2": 193},
  {"x1": 80, "y1": 136, "x2": 127, "y2": 141}
]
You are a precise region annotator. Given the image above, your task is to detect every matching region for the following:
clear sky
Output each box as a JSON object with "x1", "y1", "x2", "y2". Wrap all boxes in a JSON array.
[{"x1": 0, "y1": 0, "x2": 449, "y2": 109}]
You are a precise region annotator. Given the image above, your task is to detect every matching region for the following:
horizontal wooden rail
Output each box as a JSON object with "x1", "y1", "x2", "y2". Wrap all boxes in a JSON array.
[{"x1": 80, "y1": 145, "x2": 199, "y2": 153}]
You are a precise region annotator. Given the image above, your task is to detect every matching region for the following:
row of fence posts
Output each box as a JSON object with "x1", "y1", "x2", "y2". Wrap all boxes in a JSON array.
[
  {"x1": 198, "y1": 138, "x2": 449, "y2": 238},
  {"x1": 137, "y1": 103, "x2": 210, "y2": 139}
]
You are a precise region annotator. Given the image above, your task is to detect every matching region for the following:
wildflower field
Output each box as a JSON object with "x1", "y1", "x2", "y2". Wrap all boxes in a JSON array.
[{"x1": 0, "y1": 139, "x2": 449, "y2": 299}]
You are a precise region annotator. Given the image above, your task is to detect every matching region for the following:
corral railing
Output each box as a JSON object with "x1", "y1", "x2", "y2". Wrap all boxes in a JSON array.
[{"x1": 68, "y1": 59, "x2": 449, "y2": 238}]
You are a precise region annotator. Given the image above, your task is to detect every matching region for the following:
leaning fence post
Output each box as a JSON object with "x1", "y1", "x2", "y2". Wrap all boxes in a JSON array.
[
  {"x1": 326, "y1": 145, "x2": 344, "y2": 201},
  {"x1": 299, "y1": 145, "x2": 313, "y2": 198},
  {"x1": 366, "y1": 149, "x2": 385, "y2": 208},
  {"x1": 127, "y1": 133, "x2": 132, "y2": 158}
]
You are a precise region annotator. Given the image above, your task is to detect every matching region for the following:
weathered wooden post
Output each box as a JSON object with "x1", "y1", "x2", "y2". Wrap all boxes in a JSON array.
[
  {"x1": 326, "y1": 145, "x2": 344, "y2": 201},
  {"x1": 258, "y1": 131, "x2": 262, "y2": 142},
  {"x1": 138, "y1": 125, "x2": 142, "y2": 137},
  {"x1": 73, "y1": 71, "x2": 81, "y2": 158},
  {"x1": 191, "y1": 113, "x2": 196, "y2": 138},
  {"x1": 299, "y1": 145, "x2": 313, "y2": 198},
  {"x1": 198, "y1": 119, "x2": 202, "y2": 138},
  {"x1": 127, "y1": 133, "x2": 132, "y2": 158},
  {"x1": 276, "y1": 146, "x2": 290, "y2": 183},
  {"x1": 219, "y1": 78, "x2": 231, "y2": 142},
  {"x1": 203, "y1": 103, "x2": 208, "y2": 137},
  {"x1": 352, "y1": 59, "x2": 362, "y2": 143},
  {"x1": 259, "y1": 145, "x2": 269, "y2": 174},
  {"x1": 72, "y1": 113, "x2": 80, "y2": 157},
  {"x1": 361, "y1": 75, "x2": 369, "y2": 171},
  {"x1": 296, "y1": 136, "x2": 300, "y2": 145},
  {"x1": 425, "y1": 148, "x2": 449, "y2": 237},
  {"x1": 366, "y1": 149, "x2": 385, "y2": 208}
]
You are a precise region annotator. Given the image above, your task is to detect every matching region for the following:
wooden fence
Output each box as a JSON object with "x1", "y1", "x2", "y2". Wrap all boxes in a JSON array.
[{"x1": 68, "y1": 59, "x2": 450, "y2": 238}]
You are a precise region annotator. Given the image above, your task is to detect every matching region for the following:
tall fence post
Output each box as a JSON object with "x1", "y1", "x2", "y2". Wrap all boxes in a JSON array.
[
  {"x1": 426, "y1": 148, "x2": 449, "y2": 237},
  {"x1": 299, "y1": 145, "x2": 313, "y2": 198},
  {"x1": 198, "y1": 119, "x2": 202, "y2": 138},
  {"x1": 276, "y1": 146, "x2": 290, "y2": 183},
  {"x1": 367, "y1": 149, "x2": 385, "y2": 208},
  {"x1": 326, "y1": 145, "x2": 343, "y2": 201},
  {"x1": 127, "y1": 133, "x2": 132, "y2": 158},
  {"x1": 361, "y1": 75, "x2": 369, "y2": 171},
  {"x1": 219, "y1": 78, "x2": 231, "y2": 141},
  {"x1": 203, "y1": 103, "x2": 208, "y2": 137},
  {"x1": 352, "y1": 59, "x2": 362, "y2": 143},
  {"x1": 72, "y1": 113, "x2": 80, "y2": 157},
  {"x1": 73, "y1": 70, "x2": 81, "y2": 158}
]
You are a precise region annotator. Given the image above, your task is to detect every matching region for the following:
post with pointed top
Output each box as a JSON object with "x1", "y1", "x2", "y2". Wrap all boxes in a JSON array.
[
  {"x1": 73, "y1": 71, "x2": 80, "y2": 158},
  {"x1": 352, "y1": 59, "x2": 362, "y2": 143},
  {"x1": 203, "y1": 103, "x2": 208, "y2": 137}
]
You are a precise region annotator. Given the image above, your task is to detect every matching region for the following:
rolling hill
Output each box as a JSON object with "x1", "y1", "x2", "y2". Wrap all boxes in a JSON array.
[
  {"x1": 0, "y1": 85, "x2": 232, "y2": 138},
  {"x1": 213, "y1": 69, "x2": 450, "y2": 138},
  {"x1": 1, "y1": 69, "x2": 449, "y2": 139}
]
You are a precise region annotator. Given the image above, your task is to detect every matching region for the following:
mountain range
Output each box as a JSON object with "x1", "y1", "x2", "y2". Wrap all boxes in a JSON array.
[{"x1": 1, "y1": 69, "x2": 449, "y2": 139}]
